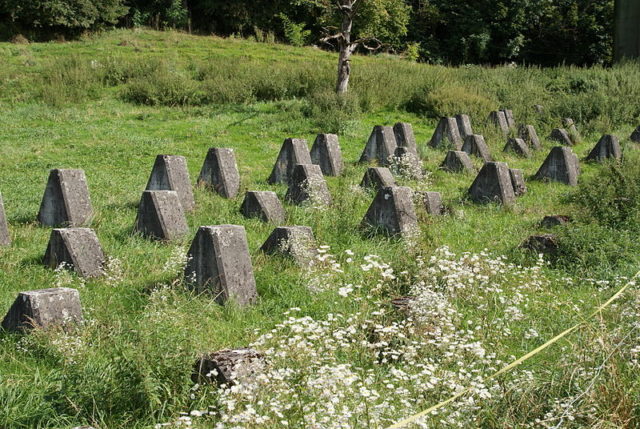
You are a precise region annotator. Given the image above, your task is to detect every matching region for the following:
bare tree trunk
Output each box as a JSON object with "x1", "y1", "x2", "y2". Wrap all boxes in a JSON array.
[
  {"x1": 336, "y1": 1, "x2": 354, "y2": 94},
  {"x1": 615, "y1": 0, "x2": 640, "y2": 61},
  {"x1": 336, "y1": 46, "x2": 352, "y2": 94}
]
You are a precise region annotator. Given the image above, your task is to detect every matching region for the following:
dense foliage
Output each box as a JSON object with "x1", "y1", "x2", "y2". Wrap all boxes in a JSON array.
[{"x1": 0, "y1": 0, "x2": 617, "y2": 66}]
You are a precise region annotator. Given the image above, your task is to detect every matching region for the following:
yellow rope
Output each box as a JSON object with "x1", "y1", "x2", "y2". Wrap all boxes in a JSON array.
[{"x1": 387, "y1": 271, "x2": 640, "y2": 429}]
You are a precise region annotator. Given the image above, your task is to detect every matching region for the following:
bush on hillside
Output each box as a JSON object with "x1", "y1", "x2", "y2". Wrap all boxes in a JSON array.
[
  {"x1": 0, "y1": 0, "x2": 128, "y2": 39},
  {"x1": 555, "y1": 154, "x2": 640, "y2": 276}
]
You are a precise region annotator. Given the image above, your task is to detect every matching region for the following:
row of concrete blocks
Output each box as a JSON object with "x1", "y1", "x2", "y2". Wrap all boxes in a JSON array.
[
  {"x1": 269, "y1": 122, "x2": 418, "y2": 186},
  {"x1": 0, "y1": 163, "x2": 577, "y2": 333},
  {"x1": 1, "y1": 223, "x2": 309, "y2": 331},
  {"x1": 428, "y1": 111, "x2": 583, "y2": 151},
  {"x1": 0, "y1": 124, "x2": 627, "y2": 249}
]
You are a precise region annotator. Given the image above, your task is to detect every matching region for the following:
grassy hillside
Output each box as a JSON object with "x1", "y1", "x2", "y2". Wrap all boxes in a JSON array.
[{"x1": 0, "y1": 30, "x2": 639, "y2": 428}]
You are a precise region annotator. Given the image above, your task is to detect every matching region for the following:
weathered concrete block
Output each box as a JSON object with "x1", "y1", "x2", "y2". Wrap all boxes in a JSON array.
[
  {"x1": 1, "y1": 287, "x2": 83, "y2": 332},
  {"x1": 185, "y1": 225, "x2": 257, "y2": 306},
  {"x1": 533, "y1": 104, "x2": 545, "y2": 114},
  {"x1": 360, "y1": 126, "x2": 398, "y2": 165},
  {"x1": 563, "y1": 118, "x2": 581, "y2": 144},
  {"x1": 441, "y1": 150, "x2": 474, "y2": 173},
  {"x1": 534, "y1": 146, "x2": 580, "y2": 186},
  {"x1": 192, "y1": 348, "x2": 264, "y2": 386},
  {"x1": 267, "y1": 138, "x2": 311, "y2": 185},
  {"x1": 422, "y1": 191, "x2": 444, "y2": 215},
  {"x1": 455, "y1": 114, "x2": 474, "y2": 139},
  {"x1": 429, "y1": 117, "x2": 463, "y2": 150},
  {"x1": 362, "y1": 186, "x2": 418, "y2": 236},
  {"x1": 285, "y1": 164, "x2": 331, "y2": 206},
  {"x1": 146, "y1": 155, "x2": 195, "y2": 211},
  {"x1": 393, "y1": 122, "x2": 419, "y2": 159},
  {"x1": 521, "y1": 234, "x2": 558, "y2": 255},
  {"x1": 360, "y1": 167, "x2": 396, "y2": 191},
  {"x1": 468, "y1": 162, "x2": 516, "y2": 205},
  {"x1": 310, "y1": 134, "x2": 344, "y2": 176},
  {"x1": 0, "y1": 193, "x2": 9, "y2": 246},
  {"x1": 198, "y1": 148, "x2": 240, "y2": 198},
  {"x1": 631, "y1": 126, "x2": 640, "y2": 143},
  {"x1": 462, "y1": 134, "x2": 492, "y2": 162},
  {"x1": 488, "y1": 111, "x2": 510, "y2": 135},
  {"x1": 240, "y1": 191, "x2": 285, "y2": 223},
  {"x1": 540, "y1": 215, "x2": 571, "y2": 228},
  {"x1": 549, "y1": 128, "x2": 573, "y2": 146},
  {"x1": 44, "y1": 228, "x2": 105, "y2": 278},
  {"x1": 261, "y1": 226, "x2": 317, "y2": 265},
  {"x1": 519, "y1": 124, "x2": 542, "y2": 150},
  {"x1": 38, "y1": 169, "x2": 93, "y2": 227},
  {"x1": 509, "y1": 168, "x2": 527, "y2": 196},
  {"x1": 500, "y1": 109, "x2": 516, "y2": 130},
  {"x1": 503, "y1": 137, "x2": 531, "y2": 158},
  {"x1": 586, "y1": 134, "x2": 622, "y2": 162},
  {"x1": 135, "y1": 190, "x2": 189, "y2": 241}
]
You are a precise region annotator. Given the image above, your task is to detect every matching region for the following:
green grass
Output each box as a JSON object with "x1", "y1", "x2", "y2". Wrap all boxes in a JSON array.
[{"x1": 0, "y1": 29, "x2": 639, "y2": 428}]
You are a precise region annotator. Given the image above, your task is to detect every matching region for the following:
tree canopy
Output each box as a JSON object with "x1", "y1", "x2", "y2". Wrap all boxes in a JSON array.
[{"x1": 0, "y1": 0, "x2": 621, "y2": 66}]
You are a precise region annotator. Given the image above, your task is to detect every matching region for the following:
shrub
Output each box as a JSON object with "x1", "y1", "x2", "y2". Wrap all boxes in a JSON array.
[
  {"x1": 38, "y1": 55, "x2": 102, "y2": 105},
  {"x1": 405, "y1": 84, "x2": 497, "y2": 119},
  {"x1": 279, "y1": 14, "x2": 310, "y2": 47},
  {"x1": 303, "y1": 89, "x2": 361, "y2": 134},
  {"x1": 122, "y1": 68, "x2": 205, "y2": 106},
  {"x1": 555, "y1": 153, "x2": 640, "y2": 276}
]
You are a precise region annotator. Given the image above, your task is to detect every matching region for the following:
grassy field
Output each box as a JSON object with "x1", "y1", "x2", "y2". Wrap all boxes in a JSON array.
[{"x1": 1, "y1": 29, "x2": 640, "y2": 428}]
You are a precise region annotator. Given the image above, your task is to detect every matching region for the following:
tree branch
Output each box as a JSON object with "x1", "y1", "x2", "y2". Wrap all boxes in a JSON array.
[
  {"x1": 351, "y1": 37, "x2": 383, "y2": 51},
  {"x1": 319, "y1": 32, "x2": 343, "y2": 46}
]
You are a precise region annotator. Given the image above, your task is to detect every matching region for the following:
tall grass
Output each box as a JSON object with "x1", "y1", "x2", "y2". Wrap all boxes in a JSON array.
[{"x1": 8, "y1": 45, "x2": 640, "y2": 135}]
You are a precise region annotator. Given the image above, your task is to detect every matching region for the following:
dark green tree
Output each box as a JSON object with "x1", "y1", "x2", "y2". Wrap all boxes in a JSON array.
[{"x1": 1, "y1": 0, "x2": 127, "y2": 38}]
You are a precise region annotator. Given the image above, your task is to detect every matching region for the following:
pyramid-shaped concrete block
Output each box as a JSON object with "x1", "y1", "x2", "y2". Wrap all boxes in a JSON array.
[
  {"x1": 393, "y1": 122, "x2": 419, "y2": 157},
  {"x1": 586, "y1": 135, "x2": 622, "y2": 162},
  {"x1": 240, "y1": 191, "x2": 285, "y2": 223},
  {"x1": 462, "y1": 134, "x2": 492, "y2": 162},
  {"x1": 422, "y1": 191, "x2": 444, "y2": 215},
  {"x1": 2, "y1": 287, "x2": 83, "y2": 332},
  {"x1": 563, "y1": 118, "x2": 581, "y2": 144},
  {"x1": 0, "y1": 193, "x2": 10, "y2": 246},
  {"x1": 441, "y1": 150, "x2": 474, "y2": 173},
  {"x1": 631, "y1": 126, "x2": 640, "y2": 143},
  {"x1": 500, "y1": 109, "x2": 516, "y2": 130},
  {"x1": 503, "y1": 138, "x2": 531, "y2": 158},
  {"x1": 549, "y1": 128, "x2": 573, "y2": 146},
  {"x1": 261, "y1": 226, "x2": 317, "y2": 265},
  {"x1": 362, "y1": 186, "x2": 418, "y2": 236},
  {"x1": 509, "y1": 168, "x2": 527, "y2": 196},
  {"x1": 185, "y1": 225, "x2": 257, "y2": 306},
  {"x1": 310, "y1": 133, "x2": 344, "y2": 176},
  {"x1": 135, "y1": 190, "x2": 189, "y2": 241},
  {"x1": 267, "y1": 138, "x2": 312, "y2": 185},
  {"x1": 488, "y1": 111, "x2": 510, "y2": 135},
  {"x1": 360, "y1": 125, "x2": 398, "y2": 165},
  {"x1": 37, "y1": 169, "x2": 93, "y2": 227},
  {"x1": 429, "y1": 117, "x2": 463, "y2": 149},
  {"x1": 468, "y1": 162, "x2": 516, "y2": 205},
  {"x1": 285, "y1": 164, "x2": 331, "y2": 206},
  {"x1": 198, "y1": 148, "x2": 240, "y2": 198},
  {"x1": 534, "y1": 146, "x2": 580, "y2": 186},
  {"x1": 455, "y1": 114, "x2": 474, "y2": 139},
  {"x1": 146, "y1": 155, "x2": 194, "y2": 211},
  {"x1": 519, "y1": 124, "x2": 542, "y2": 150},
  {"x1": 360, "y1": 167, "x2": 396, "y2": 191},
  {"x1": 44, "y1": 228, "x2": 105, "y2": 278}
]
